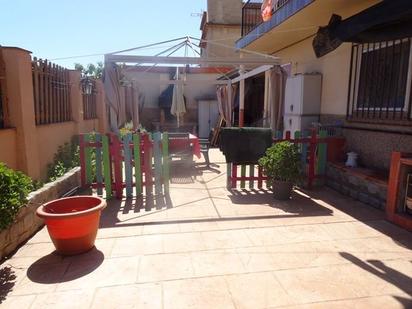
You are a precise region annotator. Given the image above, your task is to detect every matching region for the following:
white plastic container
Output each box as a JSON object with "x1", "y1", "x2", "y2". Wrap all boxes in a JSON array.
[{"x1": 346, "y1": 152, "x2": 358, "y2": 168}]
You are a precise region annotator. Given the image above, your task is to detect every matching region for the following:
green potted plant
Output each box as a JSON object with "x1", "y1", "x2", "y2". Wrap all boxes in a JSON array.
[{"x1": 258, "y1": 141, "x2": 301, "y2": 200}]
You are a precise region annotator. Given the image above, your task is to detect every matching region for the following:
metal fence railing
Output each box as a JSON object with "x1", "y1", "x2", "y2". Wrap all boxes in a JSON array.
[
  {"x1": 32, "y1": 58, "x2": 71, "y2": 125},
  {"x1": 242, "y1": 0, "x2": 263, "y2": 36},
  {"x1": 241, "y1": 0, "x2": 291, "y2": 36},
  {"x1": 347, "y1": 38, "x2": 412, "y2": 123}
]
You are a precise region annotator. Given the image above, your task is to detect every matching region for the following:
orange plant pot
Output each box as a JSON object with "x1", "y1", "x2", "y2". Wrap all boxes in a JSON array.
[{"x1": 36, "y1": 196, "x2": 106, "y2": 255}]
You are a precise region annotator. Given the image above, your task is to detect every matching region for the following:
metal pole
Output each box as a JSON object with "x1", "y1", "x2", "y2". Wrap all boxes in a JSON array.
[
  {"x1": 227, "y1": 81, "x2": 232, "y2": 126},
  {"x1": 263, "y1": 70, "x2": 270, "y2": 126},
  {"x1": 239, "y1": 60, "x2": 245, "y2": 127}
]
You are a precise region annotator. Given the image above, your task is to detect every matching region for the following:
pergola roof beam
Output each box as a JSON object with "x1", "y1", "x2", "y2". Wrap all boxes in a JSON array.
[
  {"x1": 231, "y1": 65, "x2": 274, "y2": 83},
  {"x1": 107, "y1": 37, "x2": 188, "y2": 55},
  {"x1": 105, "y1": 55, "x2": 279, "y2": 66},
  {"x1": 132, "y1": 79, "x2": 229, "y2": 85}
]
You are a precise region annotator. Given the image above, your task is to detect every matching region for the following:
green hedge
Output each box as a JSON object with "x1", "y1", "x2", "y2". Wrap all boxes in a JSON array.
[
  {"x1": 0, "y1": 137, "x2": 81, "y2": 230},
  {"x1": 0, "y1": 163, "x2": 33, "y2": 230}
]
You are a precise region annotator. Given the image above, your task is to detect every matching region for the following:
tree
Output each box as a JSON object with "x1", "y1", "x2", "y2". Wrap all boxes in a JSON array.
[{"x1": 74, "y1": 62, "x2": 103, "y2": 79}]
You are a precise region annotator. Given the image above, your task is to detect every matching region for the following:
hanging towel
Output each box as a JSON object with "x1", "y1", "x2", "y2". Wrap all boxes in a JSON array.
[{"x1": 219, "y1": 127, "x2": 273, "y2": 164}]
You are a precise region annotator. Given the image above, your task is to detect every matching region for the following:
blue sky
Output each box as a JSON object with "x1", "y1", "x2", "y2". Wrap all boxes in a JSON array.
[{"x1": 1, "y1": 0, "x2": 205, "y2": 68}]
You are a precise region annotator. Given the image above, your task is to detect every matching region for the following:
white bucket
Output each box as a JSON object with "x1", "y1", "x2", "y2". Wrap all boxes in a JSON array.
[{"x1": 345, "y1": 152, "x2": 358, "y2": 168}]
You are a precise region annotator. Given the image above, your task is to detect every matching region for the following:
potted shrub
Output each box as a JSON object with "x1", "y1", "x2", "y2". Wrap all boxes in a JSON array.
[{"x1": 258, "y1": 141, "x2": 301, "y2": 200}]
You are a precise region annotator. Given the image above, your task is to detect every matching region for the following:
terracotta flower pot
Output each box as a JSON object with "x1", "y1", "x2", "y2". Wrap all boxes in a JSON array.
[{"x1": 36, "y1": 196, "x2": 106, "y2": 255}]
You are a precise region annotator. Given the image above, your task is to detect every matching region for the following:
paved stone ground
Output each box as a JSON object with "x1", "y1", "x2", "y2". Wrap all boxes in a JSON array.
[{"x1": 1, "y1": 150, "x2": 412, "y2": 308}]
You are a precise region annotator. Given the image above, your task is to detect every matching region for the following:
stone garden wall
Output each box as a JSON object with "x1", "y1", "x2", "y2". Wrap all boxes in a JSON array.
[{"x1": 326, "y1": 163, "x2": 387, "y2": 210}]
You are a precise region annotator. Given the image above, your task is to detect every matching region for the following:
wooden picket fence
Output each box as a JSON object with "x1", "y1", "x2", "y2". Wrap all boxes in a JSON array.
[
  {"x1": 79, "y1": 132, "x2": 170, "y2": 199},
  {"x1": 32, "y1": 58, "x2": 71, "y2": 125},
  {"x1": 227, "y1": 129, "x2": 342, "y2": 190}
]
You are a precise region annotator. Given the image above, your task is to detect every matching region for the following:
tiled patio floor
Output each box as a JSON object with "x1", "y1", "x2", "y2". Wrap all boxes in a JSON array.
[{"x1": 1, "y1": 150, "x2": 412, "y2": 308}]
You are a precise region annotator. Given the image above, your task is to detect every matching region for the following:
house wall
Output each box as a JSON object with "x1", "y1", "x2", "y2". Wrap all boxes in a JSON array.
[
  {"x1": 202, "y1": 25, "x2": 242, "y2": 59},
  {"x1": 201, "y1": 0, "x2": 242, "y2": 62},
  {"x1": 0, "y1": 47, "x2": 108, "y2": 180},
  {"x1": 272, "y1": 25, "x2": 412, "y2": 172},
  {"x1": 340, "y1": 127, "x2": 412, "y2": 171},
  {"x1": 34, "y1": 119, "x2": 98, "y2": 180},
  {"x1": 36, "y1": 122, "x2": 76, "y2": 180},
  {"x1": 0, "y1": 128, "x2": 17, "y2": 170},
  {"x1": 207, "y1": 0, "x2": 242, "y2": 25},
  {"x1": 123, "y1": 70, "x2": 220, "y2": 131},
  {"x1": 276, "y1": 39, "x2": 352, "y2": 117}
]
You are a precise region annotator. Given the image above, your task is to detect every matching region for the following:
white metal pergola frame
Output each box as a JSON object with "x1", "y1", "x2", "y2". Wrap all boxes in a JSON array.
[{"x1": 104, "y1": 37, "x2": 280, "y2": 126}]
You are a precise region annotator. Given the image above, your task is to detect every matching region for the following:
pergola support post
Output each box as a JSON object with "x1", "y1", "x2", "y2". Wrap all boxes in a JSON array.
[
  {"x1": 263, "y1": 70, "x2": 270, "y2": 127},
  {"x1": 227, "y1": 81, "x2": 232, "y2": 126},
  {"x1": 239, "y1": 65, "x2": 245, "y2": 128}
]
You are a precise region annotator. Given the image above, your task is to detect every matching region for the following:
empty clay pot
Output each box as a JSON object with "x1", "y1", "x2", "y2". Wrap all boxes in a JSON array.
[{"x1": 36, "y1": 196, "x2": 106, "y2": 255}]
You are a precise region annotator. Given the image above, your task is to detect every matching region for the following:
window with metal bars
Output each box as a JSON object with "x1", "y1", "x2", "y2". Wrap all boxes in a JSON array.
[{"x1": 347, "y1": 38, "x2": 412, "y2": 122}]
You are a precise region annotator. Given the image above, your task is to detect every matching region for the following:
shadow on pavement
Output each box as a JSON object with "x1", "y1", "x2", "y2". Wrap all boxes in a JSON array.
[
  {"x1": 0, "y1": 266, "x2": 16, "y2": 304},
  {"x1": 228, "y1": 188, "x2": 333, "y2": 217},
  {"x1": 306, "y1": 187, "x2": 412, "y2": 249},
  {"x1": 99, "y1": 194, "x2": 174, "y2": 228},
  {"x1": 340, "y1": 252, "x2": 412, "y2": 305},
  {"x1": 27, "y1": 249, "x2": 104, "y2": 284}
]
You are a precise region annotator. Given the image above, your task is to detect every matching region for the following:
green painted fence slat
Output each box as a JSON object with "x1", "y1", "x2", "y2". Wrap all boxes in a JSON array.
[
  {"x1": 161, "y1": 132, "x2": 170, "y2": 194},
  {"x1": 146, "y1": 134, "x2": 153, "y2": 195},
  {"x1": 102, "y1": 135, "x2": 112, "y2": 199},
  {"x1": 123, "y1": 133, "x2": 133, "y2": 197},
  {"x1": 95, "y1": 134, "x2": 103, "y2": 195},
  {"x1": 275, "y1": 130, "x2": 283, "y2": 139},
  {"x1": 153, "y1": 132, "x2": 162, "y2": 195},
  {"x1": 249, "y1": 164, "x2": 254, "y2": 189},
  {"x1": 294, "y1": 130, "x2": 302, "y2": 160},
  {"x1": 240, "y1": 165, "x2": 246, "y2": 189},
  {"x1": 133, "y1": 134, "x2": 142, "y2": 195},
  {"x1": 85, "y1": 134, "x2": 93, "y2": 184}
]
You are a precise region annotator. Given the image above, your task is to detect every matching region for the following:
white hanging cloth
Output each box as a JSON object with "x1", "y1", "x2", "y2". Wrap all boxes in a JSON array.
[{"x1": 170, "y1": 67, "x2": 186, "y2": 127}]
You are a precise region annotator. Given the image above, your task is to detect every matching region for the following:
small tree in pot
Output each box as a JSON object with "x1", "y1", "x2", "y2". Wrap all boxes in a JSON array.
[{"x1": 258, "y1": 141, "x2": 301, "y2": 200}]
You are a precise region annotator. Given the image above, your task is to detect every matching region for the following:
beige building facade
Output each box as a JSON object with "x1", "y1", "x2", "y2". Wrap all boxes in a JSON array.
[
  {"x1": 237, "y1": 0, "x2": 412, "y2": 171},
  {"x1": 122, "y1": 67, "x2": 223, "y2": 130},
  {"x1": 200, "y1": 0, "x2": 243, "y2": 60}
]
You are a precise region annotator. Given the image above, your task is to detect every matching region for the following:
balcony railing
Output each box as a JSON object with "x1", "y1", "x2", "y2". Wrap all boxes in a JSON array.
[
  {"x1": 241, "y1": 0, "x2": 262, "y2": 36},
  {"x1": 241, "y1": 0, "x2": 291, "y2": 36}
]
